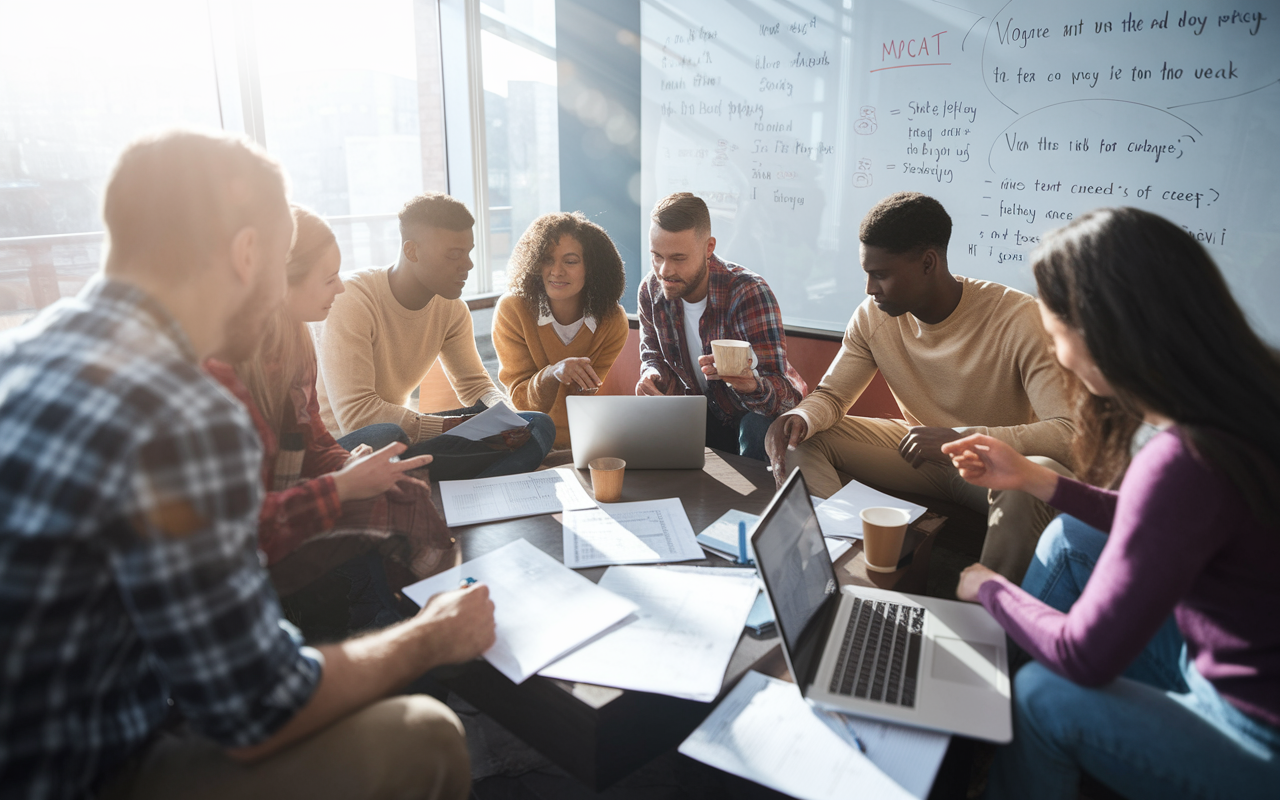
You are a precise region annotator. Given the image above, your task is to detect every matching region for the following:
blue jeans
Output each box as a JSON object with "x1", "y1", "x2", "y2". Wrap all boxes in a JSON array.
[
  {"x1": 706, "y1": 408, "x2": 773, "y2": 462},
  {"x1": 338, "y1": 404, "x2": 556, "y2": 480},
  {"x1": 986, "y1": 515, "x2": 1280, "y2": 800},
  {"x1": 1019, "y1": 515, "x2": 1187, "y2": 691},
  {"x1": 336, "y1": 423, "x2": 410, "y2": 452}
]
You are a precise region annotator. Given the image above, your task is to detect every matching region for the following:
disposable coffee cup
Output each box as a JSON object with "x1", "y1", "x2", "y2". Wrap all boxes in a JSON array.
[
  {"x1": 861, "y1": 507, "x2": 912, "y2": 573},
  {"x1": 710, "y1": 339, "x2": 751, "y2": 377},
  {"x1": 589, "y1": 457, "x2": 626, "y2": 503}
]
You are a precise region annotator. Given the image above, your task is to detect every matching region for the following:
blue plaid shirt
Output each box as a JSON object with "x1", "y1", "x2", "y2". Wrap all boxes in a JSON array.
[{"x1": 0, "y1": 279, "x2": 322, "y2": 800}]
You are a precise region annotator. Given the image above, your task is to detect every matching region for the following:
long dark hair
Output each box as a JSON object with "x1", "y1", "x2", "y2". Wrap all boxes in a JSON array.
[
  {"x1": 1033, "y1": 207, "x2": 1280, "y2": 524},
  {"x1": 508, "y1": 212, "x2": 626, "y2": 322}
]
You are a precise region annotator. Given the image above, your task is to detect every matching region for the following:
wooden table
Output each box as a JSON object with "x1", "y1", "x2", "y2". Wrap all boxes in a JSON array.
[{"x1": 427, "y1": 448, "x2": 939, "y2": 790}]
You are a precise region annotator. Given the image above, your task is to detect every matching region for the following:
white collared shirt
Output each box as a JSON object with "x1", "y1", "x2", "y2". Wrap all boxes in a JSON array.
[{"x1": 538, "y1": 307, "x2": 598, "y2": 346}]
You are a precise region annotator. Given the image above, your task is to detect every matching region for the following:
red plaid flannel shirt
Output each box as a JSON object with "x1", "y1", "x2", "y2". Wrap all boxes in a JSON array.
[
  {"x1": 638, "y1": 254, "x2": 806, "y2": 423},
  {"x1": 206, "y1": 359, "x2": 346, "y2": 564}
]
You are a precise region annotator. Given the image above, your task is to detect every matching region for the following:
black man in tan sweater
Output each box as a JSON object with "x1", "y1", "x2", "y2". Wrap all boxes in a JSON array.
[{"x1": 766, "y1": 193, "x2": 1076, "y2": 583}]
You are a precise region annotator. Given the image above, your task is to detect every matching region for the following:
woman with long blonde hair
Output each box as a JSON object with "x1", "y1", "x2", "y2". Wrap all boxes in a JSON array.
[{"x1": 207, "y1": 206, "x2": 434, "y2": 571}]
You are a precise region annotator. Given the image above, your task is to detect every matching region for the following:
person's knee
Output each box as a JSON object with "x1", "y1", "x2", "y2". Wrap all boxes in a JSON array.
[
  {"x1": 376, "y1": 695, "x2": 470, "y2": 800},
  {"x1": 1033, "y1": 515, "x2": 1071, "y2": 566},
  {"x1": 1035, "y1": 514, "x2": 1105, "y2": 566},
  {"x1": 1014, "y1": 662, "x2": 1084, "y2": 743},
  {"x1": 338, "y1": 423, "x2": 411, "y2": 452},
  {"x1": 520, "y1": 411, "x2": 556, "y2": 449},
  {"x1": 787, "y1": 432, "x2": 828, "y2": 470}
]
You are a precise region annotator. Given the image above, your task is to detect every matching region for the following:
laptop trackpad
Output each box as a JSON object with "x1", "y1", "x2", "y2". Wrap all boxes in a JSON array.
[{"x1": 931, "y1": 637, "x2": 999, "y2": 689}]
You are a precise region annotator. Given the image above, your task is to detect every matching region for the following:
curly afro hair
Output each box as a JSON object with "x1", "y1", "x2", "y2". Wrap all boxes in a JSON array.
[
  {"x1": 859, "y1": 192, "x2": 951, "y2": 254},
  {"x1": 507, "y1": 212, "x2": 626, "y2": 322}
]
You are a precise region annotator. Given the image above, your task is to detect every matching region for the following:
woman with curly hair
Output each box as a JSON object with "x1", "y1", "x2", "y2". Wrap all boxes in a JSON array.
[{"x1": 493, "y1": 212, "x2": 628, "y2": 447}]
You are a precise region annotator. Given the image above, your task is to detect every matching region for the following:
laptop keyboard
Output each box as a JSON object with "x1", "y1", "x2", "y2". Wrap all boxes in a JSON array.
[{"x1": 829, "y1": 598, "x2": 925, "y2": 707}]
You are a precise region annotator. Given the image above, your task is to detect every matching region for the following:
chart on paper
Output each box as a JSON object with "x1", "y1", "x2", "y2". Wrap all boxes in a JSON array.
[
  {"x1": 563, "y1": 498, "x2": 704, "y2": 568},
  {"x1": 440, "y1": 468, "x2": 595, "y2": 526}
]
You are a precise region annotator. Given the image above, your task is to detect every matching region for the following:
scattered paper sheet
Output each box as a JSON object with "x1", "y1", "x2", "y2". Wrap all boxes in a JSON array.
[
  {"x1": 816, "y1": 480, "x2": 928, "y2": 540},
  {"x1": 539, "y1": 566, "x2": 759, "y2": 701},
  {"x1": 444, "y1": 402, "x2": 529, "y2": 441},
  {"x1": 402, "y1": 539, "x2": 637, "y2": 684},
  {"x1": 440, "y1": 468, "x2": 594, "y2": 526},
  {"x1": 562, "y1": 497, "x2": 703, "y2": 568},
  {"x1": 818, "y1": 710, "x2": 951, "y2": 799},
  {"x1": 697, "y1": 504, "x2": 851, "y2": 563},
  {"x1": 679, "y1": 671, "x2": 916, "y2": 800}
]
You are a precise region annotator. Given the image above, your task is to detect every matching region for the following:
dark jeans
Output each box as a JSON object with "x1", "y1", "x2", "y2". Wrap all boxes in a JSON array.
[
  {"x1": 335, "y1": 423, "x2": 411, "y2": 451},
  {"x1": 705, "y1": 407, "x2": 773, "y2": 462},
  {"x1": 338, "y1": 403, "x2": 556, "y2": 480}
]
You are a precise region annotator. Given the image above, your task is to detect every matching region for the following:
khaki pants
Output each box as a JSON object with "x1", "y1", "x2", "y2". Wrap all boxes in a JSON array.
[
  {"x1": 787, "y1": 416, "x2": 1073, "y2": 584},
  {"x1": 103, "y1": 695, "x2": 470, "y2": 800}
]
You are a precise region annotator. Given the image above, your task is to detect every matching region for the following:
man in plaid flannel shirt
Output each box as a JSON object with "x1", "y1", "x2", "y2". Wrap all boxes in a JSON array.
[
  {"x1": 637, "y1": 192, "x2": 806, "y2": 461},
  {"x1": 0, "y1": 131, "x2": 493, "y2": 800}
]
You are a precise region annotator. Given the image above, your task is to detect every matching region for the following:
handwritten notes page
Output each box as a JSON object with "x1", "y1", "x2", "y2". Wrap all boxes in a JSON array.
[
  {"x1": 562, "y1": 497, "x2": 704, "y2": 568},
  {"x1": 439, "y1": 468, "x2": 594, "y2": 526},
  {"x1": 540, "y1": 566, "x2": 760, "y2": 701},
  {"x1": 402, "y1": 539, "x2": 637, "y2": 684},
  {"x1": 679, "y1": 671, "x2": 915, "y2": 800}
]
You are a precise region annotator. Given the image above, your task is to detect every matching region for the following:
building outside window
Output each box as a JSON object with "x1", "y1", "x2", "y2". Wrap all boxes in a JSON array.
[
  {"x1": 0, "y1": 0, "x2": 558, "y2": 327},
  {"x1": 0, "y1": 0, "x2": 221, "y2": 331}
]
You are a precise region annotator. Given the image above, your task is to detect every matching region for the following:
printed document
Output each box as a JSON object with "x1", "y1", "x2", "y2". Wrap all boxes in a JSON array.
[
  {"x1": 562, "y1": 497, "x2": 703, "y2": 568},
  {"x1": 540, "y1": 566, "x2": 759, "y2": 701},
  {"x1": 816, "y1": 479, "x2": 927, "y2": 540},
  {"x1": 402, "y1": 539, "x2": 637, "y2": 684},
  {"x1": 679, "y1": 670, "x2": 916, "y2": 800},
  {"x1": 444, "y1": 402, "x2": 529, "y2": 441},
  {"x1": 440, "y1": 468, "x2": 594, "y2": 526}
]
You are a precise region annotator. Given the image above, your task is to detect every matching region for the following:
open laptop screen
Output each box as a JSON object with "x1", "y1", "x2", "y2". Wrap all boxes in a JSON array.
[{"x1": 753, "y1": 471, "x2": 839, "y2": 685}]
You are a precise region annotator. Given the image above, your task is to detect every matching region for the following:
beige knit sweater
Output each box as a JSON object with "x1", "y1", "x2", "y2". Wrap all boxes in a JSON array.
[
  {"x1": 787, "y1": 276, "x2": 1076, "y2": 468},
  {"x1": 316, "y1": 267, "x2": 506, "y2": 442}
]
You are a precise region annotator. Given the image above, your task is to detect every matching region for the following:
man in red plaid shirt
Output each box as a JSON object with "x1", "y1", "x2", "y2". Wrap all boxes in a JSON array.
[{"x1": 637, "y1": 193, "x2": 806, "y2": 460}]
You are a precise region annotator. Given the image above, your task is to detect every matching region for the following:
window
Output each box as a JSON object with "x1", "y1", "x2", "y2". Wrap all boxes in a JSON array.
[
  {"x1": 0, "y1": 0, "x2": 221, "y2": 329},
  {"x1": 0, "y1": 0, "x2": 536, "y2": 315},
  {"x1": 477, "y1": 0, "x2": 560, "y2": 293},
  {"x1": 251, "y1": 0, "x2": 448, "y2": 276}
]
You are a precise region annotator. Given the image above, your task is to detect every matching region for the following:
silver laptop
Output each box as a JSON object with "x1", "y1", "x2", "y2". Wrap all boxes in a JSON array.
[
  {"x1": 566, "y1": 395, "x2": 706, "y2": 469},
  {"x1": 753, "y1": 470, "x2": 1012, "y2": 742}
]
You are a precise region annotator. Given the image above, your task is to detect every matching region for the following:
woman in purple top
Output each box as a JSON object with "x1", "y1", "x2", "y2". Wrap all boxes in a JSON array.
[{"x1": 940, "y1": 207, "x2": 1280, "y2": 800}]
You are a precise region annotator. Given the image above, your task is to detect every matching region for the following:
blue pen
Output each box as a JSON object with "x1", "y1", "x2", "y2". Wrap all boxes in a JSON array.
[
  {"x1": 737, "y1": 520, "x2": 754, "y2": 566},
  {"x1": 463, "y1": 577, "x2": 477, "y2": 586},
  {"x1": 845, "y1": 722, "x2": 868, "y2": 754}
]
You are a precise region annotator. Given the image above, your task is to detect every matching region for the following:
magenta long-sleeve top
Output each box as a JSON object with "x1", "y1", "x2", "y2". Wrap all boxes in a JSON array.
[{"x1": 977, "y1": 428, "x2": 1280, "y2": 728}]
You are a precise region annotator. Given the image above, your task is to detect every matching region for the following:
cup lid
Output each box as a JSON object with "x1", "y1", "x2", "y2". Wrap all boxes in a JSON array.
[{"x1": 859, "y1": 506, "x2": 912, "y2": 526}]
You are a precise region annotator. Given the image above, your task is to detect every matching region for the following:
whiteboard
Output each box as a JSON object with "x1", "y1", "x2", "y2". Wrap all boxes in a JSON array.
[{"x1": 640, "y1": 0, "x2": 1280, "y2": 340}]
